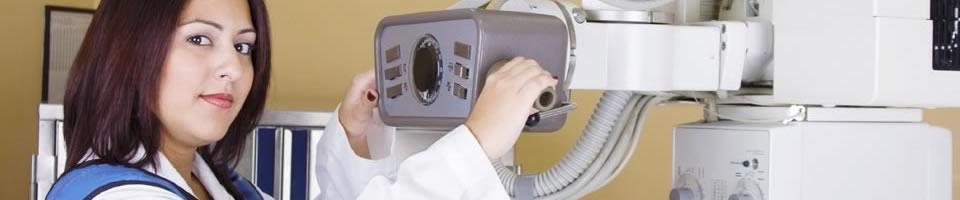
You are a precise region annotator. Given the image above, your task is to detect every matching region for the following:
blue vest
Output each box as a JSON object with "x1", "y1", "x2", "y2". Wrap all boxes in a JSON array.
[{"x1": 46, "y1": 162, "x2": 264, "y2": 200}]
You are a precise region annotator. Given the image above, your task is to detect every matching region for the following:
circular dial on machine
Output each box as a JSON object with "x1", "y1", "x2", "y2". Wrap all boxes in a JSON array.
[
  {"x1": 730, "y1": 172, "x2": 765, "y2": 200},
  {"x1": 728, "y1": 193, "x2": 754, "y2": 200},
  {"x1": 671, "y1": 169, "x2": 704, "y2": 200}
]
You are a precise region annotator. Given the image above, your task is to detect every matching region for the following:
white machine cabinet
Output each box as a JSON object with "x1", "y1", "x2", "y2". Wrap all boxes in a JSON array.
[
  {"x1": 773, "y1": 0, "x2": 960, "y2": 107},
  {"x1": 673, "y1": 120, "x2": 952, "y2": 200}
]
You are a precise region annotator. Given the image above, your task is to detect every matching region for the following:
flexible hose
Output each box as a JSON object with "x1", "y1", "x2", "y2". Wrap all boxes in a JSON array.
[
  {"x1": 571, "y1": 96, "x2": 658, "y2": 198},
  {"x1": 495, "y1": 91, "x2": 659, "y2": 199}
]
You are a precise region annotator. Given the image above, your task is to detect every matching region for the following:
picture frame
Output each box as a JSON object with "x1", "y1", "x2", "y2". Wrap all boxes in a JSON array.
[{"x1": 42, "y1": 6, "x2": 95, "y2": 104}]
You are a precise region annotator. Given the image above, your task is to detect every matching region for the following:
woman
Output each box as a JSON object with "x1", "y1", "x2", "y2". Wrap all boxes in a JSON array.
[{"x1": 45, "y1": 0, "x2": 555, "y2": 199}]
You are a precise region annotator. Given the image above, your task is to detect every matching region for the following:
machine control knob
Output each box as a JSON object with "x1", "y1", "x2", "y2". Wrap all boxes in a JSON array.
[
  {"x1": 729, "y1": 193, "x2": 754, "y2": 200},
  {"x1": 669, "y1": 188, "x2": 696, "y2": 200}
]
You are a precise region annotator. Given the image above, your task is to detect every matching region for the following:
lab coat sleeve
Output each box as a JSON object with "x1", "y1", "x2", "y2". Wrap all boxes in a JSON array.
[
  {"x1": 315, "y1": 106, "x2": 510, "y2": 200},
  {"x1": 355, "y1": 125, "x2": 511, "y2": 200},
  {"x1": 315, "y1": 105, "x2": 400, "y2": 200}
]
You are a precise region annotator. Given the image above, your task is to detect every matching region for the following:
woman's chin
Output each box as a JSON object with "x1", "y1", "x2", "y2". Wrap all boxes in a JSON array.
[{"x1": 185, "y1": 127, "x2": 230, "y2": 146}]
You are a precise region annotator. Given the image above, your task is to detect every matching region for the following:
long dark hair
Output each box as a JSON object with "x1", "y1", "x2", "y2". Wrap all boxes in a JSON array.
[{"x1": 62, "y1": 0, "x2": 271, "y2": 196}]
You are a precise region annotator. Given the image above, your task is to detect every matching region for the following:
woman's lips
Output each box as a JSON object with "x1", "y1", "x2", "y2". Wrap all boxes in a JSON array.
[{"x1": 200, "y1": 93, "x2": 234, "y2": 109}]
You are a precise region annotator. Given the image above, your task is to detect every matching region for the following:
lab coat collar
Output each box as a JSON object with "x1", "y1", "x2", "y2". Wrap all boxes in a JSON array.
[{"x1": 80, "y1": 147, "x2": 235, "y2": 199}]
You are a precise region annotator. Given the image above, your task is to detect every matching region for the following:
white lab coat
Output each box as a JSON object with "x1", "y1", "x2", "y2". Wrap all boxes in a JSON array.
[
  {"x1": 315, "y1": 106, "x2": 511, "y2": 199},
  {"x1": 78, "y1": 106, "x2": 509, "y2": 199}
]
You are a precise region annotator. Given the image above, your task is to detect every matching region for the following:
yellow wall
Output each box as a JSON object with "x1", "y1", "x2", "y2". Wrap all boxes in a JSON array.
[
  {"x1": 263, "y1": 0, "x2": 462, "y2": 110},
  {"x1": 0, "y1": 0, "x2": 95, "y2": 198},
  {"x1": 1, "y1": 0, "x2": 957, "y2": 199}
]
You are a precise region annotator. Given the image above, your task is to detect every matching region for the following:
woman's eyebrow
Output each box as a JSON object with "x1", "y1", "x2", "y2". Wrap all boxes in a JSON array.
[
  {"x1": 182, "y1": 19, "x2": 254, "y2": 35},
  {"x1": 180, "y1": 19, "x2": 223, "y2": 30},
  {"x1": 238, "y1": 28, "x2": 256, "y2": 35}
]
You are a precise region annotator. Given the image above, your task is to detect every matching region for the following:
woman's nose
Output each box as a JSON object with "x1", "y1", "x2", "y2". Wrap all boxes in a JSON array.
[{"x1": 215, "y1": 47, "x2": 244, "y2": 81}]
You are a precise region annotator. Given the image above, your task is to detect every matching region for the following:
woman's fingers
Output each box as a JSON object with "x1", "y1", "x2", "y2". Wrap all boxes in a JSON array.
[
  {"x1": 365, "y1": 89, "x2": 378, "y2": 102},
  {"x1": 498, "y1": 56, "x2": 527, "y2": 76},
  {"x1": 511, "y1": 64, "x2": 552, "y2": 91},
  {"x1": 352, "y1": 69, "x2": 376, "y2": 88},
  {"x1": 465, "y1": 57, "x2": 559, "y2": 161},
  {"x1": 347, "y1": 69, "x2": 380, "y2": 107},
  {"x1": 348, "y1": 70, "x2": 376, "y2": 99},
  {"x1": 504, "y1": 58, "x2": 540, "y2": 78},
  {"x1": 340, "y1": 68, "x2": 380, "y2": 138},
  {"x1": 363, "y1": 89, "x2": 378, "y2": 106},
  {"x1": 497, "y1": 58, "x2": 557, "y2": 109},
  {"x1": 519, "y1": 73, "x2": 559, "y2": 102}
]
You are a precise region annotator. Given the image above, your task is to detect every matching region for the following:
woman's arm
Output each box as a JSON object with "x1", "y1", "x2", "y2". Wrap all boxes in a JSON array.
[
  {"x1": 353, "y1": 125, "x2": 509, "y2": 199},
  {"x1": 319, "y1": 58, "x2": 554, "y2": 199},
  {"x1": 315, "y1": 106, "x2": 400, "y2": 199},
  {"x1": 315, "y1": 109, "x2": 508, "y2": 199}
]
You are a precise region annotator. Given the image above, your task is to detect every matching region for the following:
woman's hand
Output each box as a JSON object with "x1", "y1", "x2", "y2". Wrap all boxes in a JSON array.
[
  {"x1": 465, "y1": 57, "x2": 558, "y2": 161},
  {"x1": 339, "y1": 69, "x2": 379, "y2": 158}
]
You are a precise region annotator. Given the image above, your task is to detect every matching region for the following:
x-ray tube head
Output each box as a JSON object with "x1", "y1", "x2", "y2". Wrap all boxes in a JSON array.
[{"x1": 374, "y1": 9, "x2": 571, "y2": 132}]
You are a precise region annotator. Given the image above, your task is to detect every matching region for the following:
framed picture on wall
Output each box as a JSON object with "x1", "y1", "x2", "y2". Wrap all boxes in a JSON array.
[{"x1": 42, "y1": 6, "x2": 95, "y2": 104}]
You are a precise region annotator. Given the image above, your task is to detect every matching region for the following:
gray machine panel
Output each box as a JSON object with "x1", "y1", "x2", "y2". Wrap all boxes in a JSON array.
[{"x1": 375, "y1": 9, "x2": 570, "y2": 132}]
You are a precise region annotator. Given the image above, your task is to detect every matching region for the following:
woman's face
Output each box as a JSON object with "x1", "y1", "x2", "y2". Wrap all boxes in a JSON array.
[{"x1": 156, "y1": 0, "x2": 256, "y2": 147}]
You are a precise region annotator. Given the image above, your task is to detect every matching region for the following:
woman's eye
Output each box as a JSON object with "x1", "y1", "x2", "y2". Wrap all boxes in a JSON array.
[
  {"x1": 235, "y1": 43, "x2": 254, "y2": 55},
  {"x1": 187, "y1": 35, "x2": 212, "y2": 46}
]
